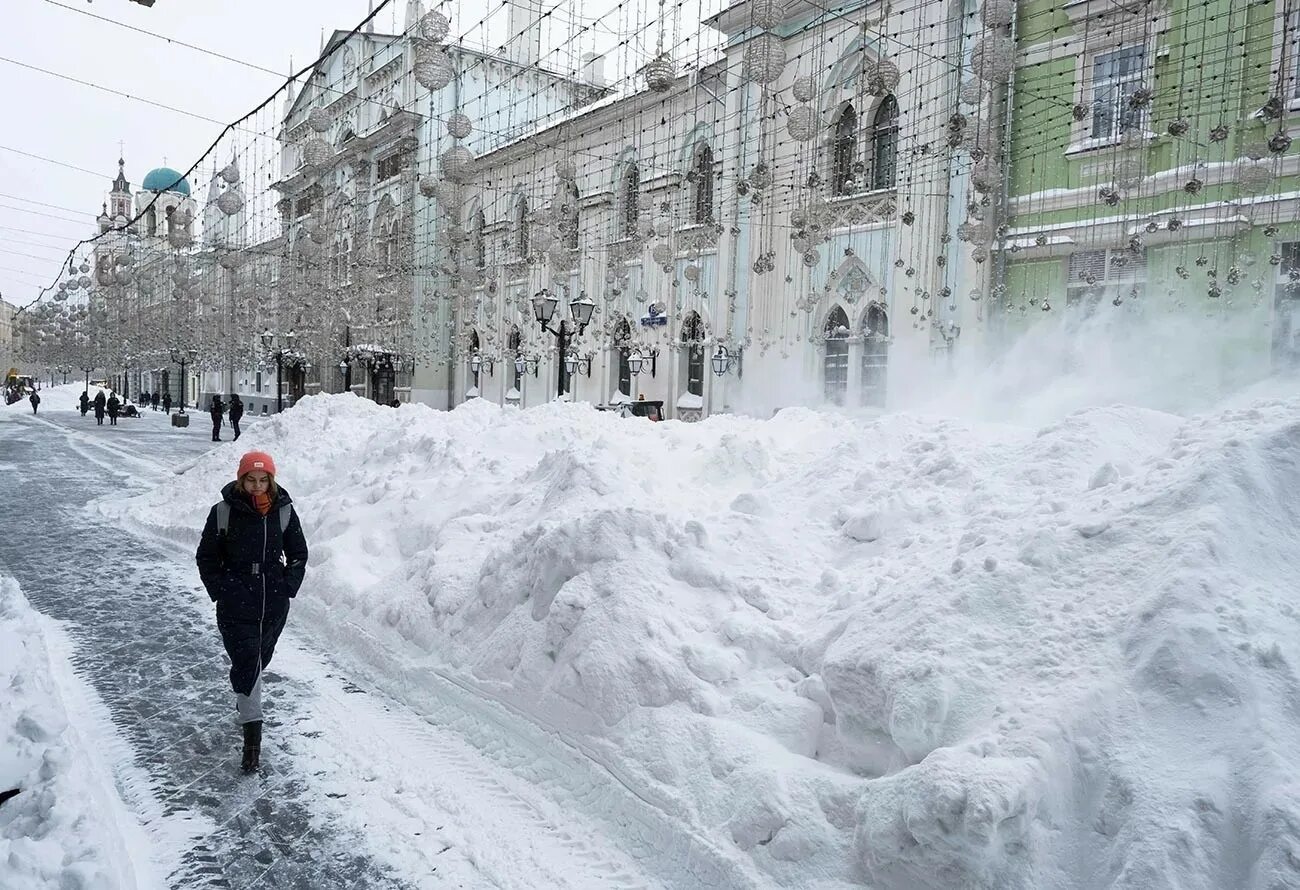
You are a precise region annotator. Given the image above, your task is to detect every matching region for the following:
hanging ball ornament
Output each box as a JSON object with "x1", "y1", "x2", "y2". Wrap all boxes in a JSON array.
[
  {"x1": 802, "y1": 248, "x2": 820, "y2": 267},
  {"x1": 743, "y1": 33, "x2": 787, "y2": 84},
  {"x1": 652, "y1": 243, "x2": 673, "y2": 266},
  {"x1": 787, "y1": 104, "x2": 817, "y2": 141},
  {"x1": 419, "y1": 10, "x2": 451, "y2": 42},
  {"x1": 792, "y1": 75, "x2": 817, "y2": 103},
  {"x1": 865, "y1": 58, "x2": 901, "y2": 96},
  {"x1": 308, "y1": 106, "x2": 332, "y2": 133},
  {"x1": 1209, "y1": 124, "x2": 1230, "y2": 142},
  {"x1": 684, "y1": 263, "x2": 701, "y2": 282},
  {"x1": 971, "y1": 36, "x2": 1014, "y2": 82},
  {"x1": 79, "y1": 261, "x2": 90, "y2": 274},
  {"x1": 981, "y1": 0, "x2": 1016, "y2": 27},
  {"x1": 446, "y1": 112, "x2": 473, "y2": 139},
  {"x1": 414, "y1": 47, "x2": 455, "y2": 91},
  {"x1": 115, "y1": 267, "x2": 134, "y2": 285},
  {"x1": 440, "y1": 146, "x2": 476, "y2": 182},
  {"x1": 959, "y1": 79, "x2": 984, "y2": 105},
  {"x1": 302, "y1": 138, "x2": 332, "y2": 170},
  {"x1": 1166, "y1": 118, "x2": 1190, "y2": 137},
  {"x1": 750, "y1": 0, "x2": 783, "y2": 30},
  {"x1": 216, "y1": 187, "x2": 244, "y2": 216},
  {"x1": 1269, "y1": 131, "x2": 1293, "y2": 154},
  {"x1": 419, "y1": 176, "x2": 439, "y2": 198},
  {"x1": 644, "y1": 53, "x2": 675, "y2": 93},
  {"x1": 220, "y1": 162, "x2": 240, "y2": 184}
]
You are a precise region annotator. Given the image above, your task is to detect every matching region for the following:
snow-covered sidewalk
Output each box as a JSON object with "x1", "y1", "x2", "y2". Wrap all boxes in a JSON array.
[{"x1": 0, "y1": 574, "x2": 161, "y2": 890}]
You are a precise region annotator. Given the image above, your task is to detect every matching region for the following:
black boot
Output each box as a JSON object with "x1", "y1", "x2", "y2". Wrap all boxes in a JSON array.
[{"x1": 241, "y1": 720, "x2": 262, "y2": 773}]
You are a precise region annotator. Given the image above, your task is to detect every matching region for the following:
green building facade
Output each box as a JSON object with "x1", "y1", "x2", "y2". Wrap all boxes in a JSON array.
[{"x1": 999, "y1": 0, "x2": 1300, "y2": 376}]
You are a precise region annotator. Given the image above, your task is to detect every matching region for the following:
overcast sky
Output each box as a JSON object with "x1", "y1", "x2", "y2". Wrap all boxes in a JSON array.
[{"x1": 0, "y1": 0, "x2": 604, "y2": 307}]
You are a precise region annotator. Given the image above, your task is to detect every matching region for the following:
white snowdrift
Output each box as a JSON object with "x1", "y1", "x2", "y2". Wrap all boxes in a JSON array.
[
  {"x1": 0, "y1": 575, "x2": 159, "y2": 890},
  {"x1": 113, "y1": 391, "x2": 1300, "y2": 889}
]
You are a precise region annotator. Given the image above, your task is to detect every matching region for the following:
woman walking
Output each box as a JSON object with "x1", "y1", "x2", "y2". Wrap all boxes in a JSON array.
[{"x1": 195, "y1": 451, "x2": 308, "y2": 772}]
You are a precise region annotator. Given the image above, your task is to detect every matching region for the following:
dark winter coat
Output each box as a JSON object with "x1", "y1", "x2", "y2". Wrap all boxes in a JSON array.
[
  {"x1": 93, "y1": 392, "x2": 106, "y2": 418},
  {"x1": 28, "y1": 393, "x2": 39, "y2": 407},
  {"x1": 209, "y1": 398, "x2": 225, "y2": 421},
  {"x1": 80, "y1": 393, "x2": 90, "y2": 409},
  {"x1": 106, "y1": 396, "x2": 120, "y2": 416},
  {"x1": 195, "y1": 482, "x2": 308, "y2": 611},
  {"x1": 229, "y1": 397, "x2": 244, "y2": 421}
]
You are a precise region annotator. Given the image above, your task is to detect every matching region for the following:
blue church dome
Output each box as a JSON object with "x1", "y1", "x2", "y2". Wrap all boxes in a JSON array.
[{"x1": 141, "y1": 167, "x2": 191, "y2": 196}]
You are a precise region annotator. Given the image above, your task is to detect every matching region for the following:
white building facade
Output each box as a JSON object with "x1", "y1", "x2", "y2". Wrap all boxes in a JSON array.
[{"x1": 438, "y1": 0, "x2": 986, "y2": 419}]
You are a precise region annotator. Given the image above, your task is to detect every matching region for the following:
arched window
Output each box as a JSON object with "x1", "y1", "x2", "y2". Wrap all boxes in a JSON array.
[
  {"x1": 472, "y1": 209, "x2": 486, "y2": 271},
  {"x1": 823, "y1": 306, "x2": 850, "y2": 404},
  {"x1": 508, "y1": 326, "x2": 522, "y2": 393},
  {"x1": 145, "y1": 206, "x2": 157, "y2": 236},
  {"x1": 469, "y1": 329, "x2": 481, "y2": 390},
  {"x1": 692, "y1": 143, "x2": 714, "y2": 225},
  {"x1": 831, "y1": 104, "x2": 858, "y2": 196},
  {"x1": 514, "y1": 196, "x2": 530, "y2": 258},
  {"x1": 861, "y1": 304, "x2": 889, "y2": 407},
  {"x1": 681, "y1": 311, "x2": 705, "y2": 397},
  {"x1": 561, "y1": 181, "x2": 580, "y2": 250},
  {"x1": 613, "y1": 319, "x2": 632, "y2": 397},
  {"x1": 620, "y1": 163, "x2": 640, "y2": 239},
  {"x1": 870, "y1": 96, "x2": 899, "y2": 190}
]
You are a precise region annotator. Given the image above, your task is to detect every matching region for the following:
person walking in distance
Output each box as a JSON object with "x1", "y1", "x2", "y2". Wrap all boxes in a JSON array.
[
  {"x1": 162, "y1": 391, "x2": 172, "y2": 414},
  {"x1": 195, "y1": 451, "x2": 308, "y2": 773},
  {"x1": 209, "y1": 394, "x2": 226, "y2": 442},
  {"x1": 28, "y1": 391, "x2": 39, "y2": 414},
  {"x1": 228, "y1": 393, "x2": 244, "y2": 442},
  {"x1": 106, "y1": 391, "x2": 121, "y2": 425},
  {"x1": 79, "y1": 390, "x2": 90, "y2": 416},
  {"x1": 93, "y1": 390, "x2": 106, "y2": 426}
]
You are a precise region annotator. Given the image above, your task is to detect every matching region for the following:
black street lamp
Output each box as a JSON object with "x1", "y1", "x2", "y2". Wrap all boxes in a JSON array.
[
  {"x1": 260, "y1": 328, "x2": 297, "y2": 413},
  {"x1": 168, "y1": 348, "x2": 193, "y2": 413},
  {"x1": 531, "y1": 290, "x2": 595, "y2": 399}
]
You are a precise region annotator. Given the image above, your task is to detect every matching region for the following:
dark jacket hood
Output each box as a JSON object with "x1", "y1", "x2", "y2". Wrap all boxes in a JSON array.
[{"x1": 221, "y1": 480, "x2": 294, "y2": 514}]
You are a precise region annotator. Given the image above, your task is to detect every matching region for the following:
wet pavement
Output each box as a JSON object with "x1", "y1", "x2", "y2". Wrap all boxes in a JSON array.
[{"x1": 0, "y1": 409, "x2": 415, "y2": 889}]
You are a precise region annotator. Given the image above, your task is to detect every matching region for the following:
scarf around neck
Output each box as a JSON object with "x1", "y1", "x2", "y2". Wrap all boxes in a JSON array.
[{"x1": 251, "y1": 491, "x2": 273, "y2": 516}]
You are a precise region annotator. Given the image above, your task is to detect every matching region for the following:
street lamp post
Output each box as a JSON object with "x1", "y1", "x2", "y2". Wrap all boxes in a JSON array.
[
  {"x1": 530, "y1": 290, "x2": 595, "y2": 399},
  {"x1": 169, "y1": 348, "x2": 193, "y2": 413},
  {"x1": 261, "y1": 328, "x2": 297, "y2": 413}
]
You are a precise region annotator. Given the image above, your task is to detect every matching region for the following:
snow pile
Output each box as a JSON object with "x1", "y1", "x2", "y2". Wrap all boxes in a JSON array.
[
  {"x1": 114, "y1": 392, "x2": 1300, "y2": 888},
  {"x1": 0, "y1": 575, "x2": 158, "y2": 890},
  {"x1": 1, "y1": 382, "x2": 122, "y2": 415}
]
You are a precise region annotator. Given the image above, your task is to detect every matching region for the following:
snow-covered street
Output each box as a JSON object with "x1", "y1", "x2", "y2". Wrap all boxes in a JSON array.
[
  {"x1": 6, "y1": 374, "x2": 1300, "y2": 890},
  {"x1": 0, "y1": 393, "x2": 698, "y2": 890}
]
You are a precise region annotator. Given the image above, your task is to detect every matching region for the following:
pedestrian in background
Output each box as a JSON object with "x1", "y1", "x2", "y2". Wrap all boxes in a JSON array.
[
  {"x1": 162, "y1": 391, "x2": 172, "y2": 414},
  {"x1": 210, "y1": 394, "x2": 225, "y2": 442},
  {"x1": 228, "y1": 394, "x2": 244, "y2": 442},
  {"x1": 79, "y1": 391, "x2": 90, "y2": 416},
  {"x1": 28, "y1": 391, "x2": 39, "y2": 414},
  {"x1": 195, "y1": 451, "x2": 308, "y2": 773},
  {"x1": 106, "y1": 392, "x2": 121, "y2": 425},
  {"x1": 93, "y1": 391, "x2": 106, "y2": 426}
]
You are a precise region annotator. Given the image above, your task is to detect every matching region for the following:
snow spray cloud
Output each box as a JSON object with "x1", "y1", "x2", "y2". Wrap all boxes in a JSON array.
[{"x1": 894, "y1": 299, "x2": 1281, "y2": 426}]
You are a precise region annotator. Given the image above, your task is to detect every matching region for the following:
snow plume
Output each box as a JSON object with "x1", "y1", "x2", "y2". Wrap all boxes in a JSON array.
[
  {"x1": 118, "y1": 391, "x2": 1300, "y2": 888},
  {"x1": 0, "y1": 575, "x2": 161, "y2": 890},
  {"x1": 904, "y1": 303, "x2": 1278, "y2": 425}
]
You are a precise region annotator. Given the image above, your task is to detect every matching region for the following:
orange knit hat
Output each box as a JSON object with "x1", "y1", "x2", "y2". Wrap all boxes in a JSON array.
[{"x1": 237, "y1": 451, "x2": 276, "y2": 478}]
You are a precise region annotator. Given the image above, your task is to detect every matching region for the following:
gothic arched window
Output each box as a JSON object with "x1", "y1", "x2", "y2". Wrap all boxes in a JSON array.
[
  {"x1": 831, "y1": 104, "x2": 858, "y2": 196},
  {"x1": 620, "y1": 163, "x2": 640, "y2": 239},
  {"x1": 469, "y1": 329, "x2": 481, "y2": 390},
  {"x1": 870, "y1": 96, "x2": 899, "y2": 190},
  {"x1": 561, "y1": 181, "x2": 580, "y2": 250},
  {"x1": 860, "y1": 303, "x2": 889, "y2": 407},
  {"x1": 508, "y1": 325, "x2": 522, "y2": 393},
  {"x1": 824, "y1": 306, "x2": 850, "y2": 404},
  {"x1": 613, "y1": 318, "x2": 632, "y2": 397},
  {"x1": 472, "y1": 209, "x2": 487, "y2": 270},
  {"x1": 681, "y1": 311, "x2": 705, "y2": 397},
  {"x1": 514, "y1": 196, "x2": 530, "y2": 259},
  {"x1": 692, "y1": 143, "x2": 714, "y2": 225}
]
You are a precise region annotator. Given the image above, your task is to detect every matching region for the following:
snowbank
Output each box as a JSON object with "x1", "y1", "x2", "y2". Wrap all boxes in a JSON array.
[
  {"x1": 113, "y1": 391, "x2": 1300, "y2": 888},
  {"x1": 0, "y1": 575, "x2": 159, "y2": 890}
]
